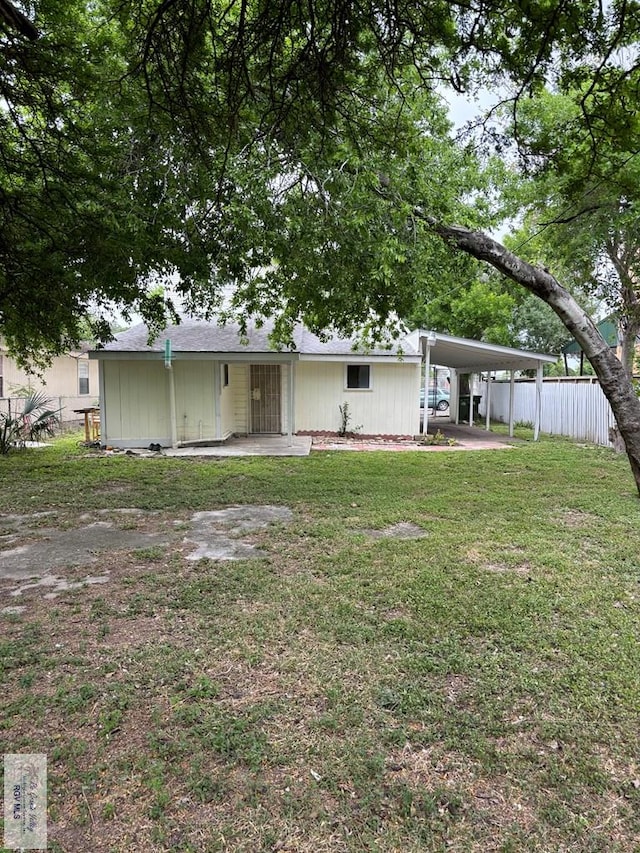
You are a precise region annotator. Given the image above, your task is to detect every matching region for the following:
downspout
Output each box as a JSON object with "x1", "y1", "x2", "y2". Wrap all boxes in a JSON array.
[
  {"x1": 167, "y1": 369, "x2": 178, "y2": 448},
  {"x1": 165, "y1": 340, "x2": 178, "y2": 448}
]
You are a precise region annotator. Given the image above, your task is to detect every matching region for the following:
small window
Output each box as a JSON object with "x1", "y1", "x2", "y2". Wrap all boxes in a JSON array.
[
  {"x1": 346, "y1": 364, "x2": 371, "y2": 389},
  {"x1": 222, "y1": 363, "x2": 229, "y2": 387},
  {"x1": 78, "y1": 360, "x2": 89, "y2": 395}
]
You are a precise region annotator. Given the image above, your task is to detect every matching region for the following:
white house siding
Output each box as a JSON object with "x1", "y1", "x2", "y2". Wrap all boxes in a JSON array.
[
  {"x1": 99, "y1": 354, "x2": 419, "y2": 444},
  {"x1": 482, "y1": 378, "x2": 617, "y2": 447},
  {"x1": 173, "y1": 361, "x2": 216, "y2": 442},
  {"x1": 103, "y1": 360, "x2": 171, "y2": 442},
  {"x1": 294, "y1": 360, "x2": 420, "y2": 436}
]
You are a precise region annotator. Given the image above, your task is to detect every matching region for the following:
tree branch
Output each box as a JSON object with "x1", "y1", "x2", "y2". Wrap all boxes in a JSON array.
[{"x1": 0, "y1": 0, "x2": 38, "y2": 41}]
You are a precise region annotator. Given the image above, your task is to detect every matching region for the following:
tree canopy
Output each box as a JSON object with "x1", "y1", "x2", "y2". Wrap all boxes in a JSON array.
[
  {"x1": 498, "y1": 87, "x2": 640, "y2": 376},
  {"x1": 3, "y1": 0, "x2": 640, "y2": 491},
  {"x1": 3, "y1": 0, "x2": 638, "y2": 357}
]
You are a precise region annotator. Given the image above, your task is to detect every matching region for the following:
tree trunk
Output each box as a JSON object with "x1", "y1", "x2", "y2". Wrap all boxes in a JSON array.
[
  {"x1": 421, "y1": 217, "x2": 640, "y2": 495},
  {"x1": 619, "y1": 315, "x2": 640, "y2": 380},
  {"x1": 605, "y1": 241, "x2": 640, "y2": 382}
]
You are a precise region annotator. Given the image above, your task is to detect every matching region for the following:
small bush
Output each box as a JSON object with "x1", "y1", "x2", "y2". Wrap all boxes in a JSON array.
[{"x1": 338, "y1": 402, "x2": 362, "y2": 437}]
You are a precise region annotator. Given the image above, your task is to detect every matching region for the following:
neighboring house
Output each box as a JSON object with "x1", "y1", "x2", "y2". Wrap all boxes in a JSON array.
[
  {"x1": 90, "y1": 319, "x2": 423, "y2": 447},
  {"x1": 0, "y1": 341, "x2": 99, "y2": 422}
]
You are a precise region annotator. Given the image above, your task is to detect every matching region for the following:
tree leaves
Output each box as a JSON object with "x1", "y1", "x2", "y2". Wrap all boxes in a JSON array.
[{"x1": 2, "y1": 0, "x2": 639, "y2": 365}]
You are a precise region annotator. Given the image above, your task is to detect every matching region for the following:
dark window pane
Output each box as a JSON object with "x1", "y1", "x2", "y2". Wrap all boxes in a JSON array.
[{"x1": 347, "y1": 365, "x2": 370, "y2": 389}]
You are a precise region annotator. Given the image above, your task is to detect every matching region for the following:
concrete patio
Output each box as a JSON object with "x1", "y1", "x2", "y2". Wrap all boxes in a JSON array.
[
  {"x1": 162, "y1": 435, "x2": 313, "y2": 457},
  {"x1": 146, "y1": 425, "x2": 520, "y2": 457},
  {"x1": 423, "y1": 422, "x2": 521, "y2": 448}
]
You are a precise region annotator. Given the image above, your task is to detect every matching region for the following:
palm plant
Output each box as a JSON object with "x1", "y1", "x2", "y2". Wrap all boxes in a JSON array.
[{"x1": 0, "y1": 391, "x2": 61, "y2": 454}]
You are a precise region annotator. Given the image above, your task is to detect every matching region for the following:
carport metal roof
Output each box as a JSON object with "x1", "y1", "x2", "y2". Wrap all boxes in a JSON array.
[
  {"x1": 411, "y1": 330, "x2": 558, "y2": 373},
  {"x1": 411, "y1": 330, "x2": 558, "y2": 442}
]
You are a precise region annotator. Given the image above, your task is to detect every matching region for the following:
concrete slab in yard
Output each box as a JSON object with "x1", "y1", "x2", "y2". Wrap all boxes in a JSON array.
[
  {"x1": 183, "y1": 505, "x2": 294, "y2": 561},
  {"x1": 0, "y1": 505, "x2": 294, "y2": 603},
  {"x1": 0, "y1": 518, "x2": 171, "y2": 580}
]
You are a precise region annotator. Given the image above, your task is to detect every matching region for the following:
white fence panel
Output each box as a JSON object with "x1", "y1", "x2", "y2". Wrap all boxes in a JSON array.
[
  {"x1": 481, "y1": 379, "x2": 617, "y2": 447},
  {"x1": 0, "y1": 396, "x2": 90, "y2": 425}
]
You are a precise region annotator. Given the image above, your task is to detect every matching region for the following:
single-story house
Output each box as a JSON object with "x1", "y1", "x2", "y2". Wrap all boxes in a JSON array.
[
  {"x1": 90, "y1": 319, "x2": 424, "y2": 447},
  {"x1": 90, "y1": 319, "x2": 557, "y2": 449}
]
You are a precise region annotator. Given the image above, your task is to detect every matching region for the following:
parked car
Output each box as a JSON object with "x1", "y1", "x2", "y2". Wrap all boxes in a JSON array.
[{"x1": 420, "y1": 387, "x2": 450, "y2": 412}]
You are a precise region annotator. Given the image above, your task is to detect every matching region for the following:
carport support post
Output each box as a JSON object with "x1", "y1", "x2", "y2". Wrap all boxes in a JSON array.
[
  {"x1": 508, "y1": 370, "x2": 515, "y2": 438},
  {"x1": 287, "y1": 359, "x2": 294, "y2": 447},
  {"x1": 452, "y1": 370, "x2": 459, "y2": 425},
  {"x1": 422, "y1": 332, "x2": 436, "y2": 436},
  {"x1": 534, "y1": 363, "x2": 543, "y2": 441},
  {"x1": 485, "y1": 372, "x2": 492, "y2": 432},
  {"x1": 469, "y1": 373, "x2": 474, "y2": 426}
]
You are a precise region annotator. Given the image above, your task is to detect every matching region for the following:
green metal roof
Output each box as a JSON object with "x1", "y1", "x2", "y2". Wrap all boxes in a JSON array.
[{"x1": 562, "y1": 318, "x2": 618, "y2": 354}]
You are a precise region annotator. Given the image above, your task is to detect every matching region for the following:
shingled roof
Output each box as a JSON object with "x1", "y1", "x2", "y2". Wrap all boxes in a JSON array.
[{"x1": 96, "y1": 318, "x2": 420, "y2": 359}]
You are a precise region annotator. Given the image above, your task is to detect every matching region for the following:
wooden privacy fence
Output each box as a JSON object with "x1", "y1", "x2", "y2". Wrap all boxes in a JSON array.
[{"x1": 479, "y1": 377, "x2": 617, "y2": 447}]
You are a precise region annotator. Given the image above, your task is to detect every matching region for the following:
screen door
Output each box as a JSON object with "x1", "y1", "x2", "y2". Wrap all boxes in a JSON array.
[{"x1": 250, "y1": 364, "x2": 282, "y2": 433}]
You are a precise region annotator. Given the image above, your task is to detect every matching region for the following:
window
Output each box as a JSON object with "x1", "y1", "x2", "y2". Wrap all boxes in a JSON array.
[
  {"x1": 346, "y1": 364, "x2": 371, "y2": 389},
  {"x1": 222, "y1": 363, "x2": 229, "y2": 387},
  {"x1": 78, "y1": 360, "x2": 89, "y2": 395}
]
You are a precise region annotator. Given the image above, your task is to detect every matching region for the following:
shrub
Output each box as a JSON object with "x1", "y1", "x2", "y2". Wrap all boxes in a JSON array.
[{"x1": 0, "y1": 392, "x2": 61, "y2": 455}]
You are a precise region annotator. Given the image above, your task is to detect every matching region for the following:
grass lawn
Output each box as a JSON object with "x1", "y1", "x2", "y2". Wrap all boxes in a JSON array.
[{"x1": 1, "y1": 432, "x2": 639, "y2": 852}]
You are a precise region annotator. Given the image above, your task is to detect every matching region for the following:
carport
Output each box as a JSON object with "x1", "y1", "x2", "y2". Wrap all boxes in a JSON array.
[{"x1": 408, "y1": 331, "x2": 558, "y2": 440}]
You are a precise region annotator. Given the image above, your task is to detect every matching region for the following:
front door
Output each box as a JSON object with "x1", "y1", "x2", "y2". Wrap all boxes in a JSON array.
[{"x1": 250, "y1": 364, "x2": 282, "y2": 433}]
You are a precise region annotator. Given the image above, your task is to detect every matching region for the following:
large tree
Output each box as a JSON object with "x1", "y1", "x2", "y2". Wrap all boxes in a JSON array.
[
  {"x1": 0, "y1": 0, "x2": 220, "y2": 363},
  {"x1": 499, "y1": 88, "x2": 640, "y2": 378},
  {"x1": 3, "y1": 0, "x2": 640, "y2": 491}
]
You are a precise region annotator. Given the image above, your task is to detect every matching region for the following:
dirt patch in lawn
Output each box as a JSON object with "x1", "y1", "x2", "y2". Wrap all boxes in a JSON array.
[
  {"x1": 556, "y1": 508, "x2": 601, "y2": 528},
  {"x1": 363, "y1": 521, "x2": 428, "y2": 540}
]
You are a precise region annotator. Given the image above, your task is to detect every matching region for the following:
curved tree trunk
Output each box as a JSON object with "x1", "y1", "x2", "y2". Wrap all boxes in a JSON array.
[{"x1": 421, "y1": 217, "x2": 640, "y2": 495}]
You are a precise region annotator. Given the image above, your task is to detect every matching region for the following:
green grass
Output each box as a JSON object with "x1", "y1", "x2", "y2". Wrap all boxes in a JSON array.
[{"x1": 0, "y1": 431, "x2": 639, "y2": 852}]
